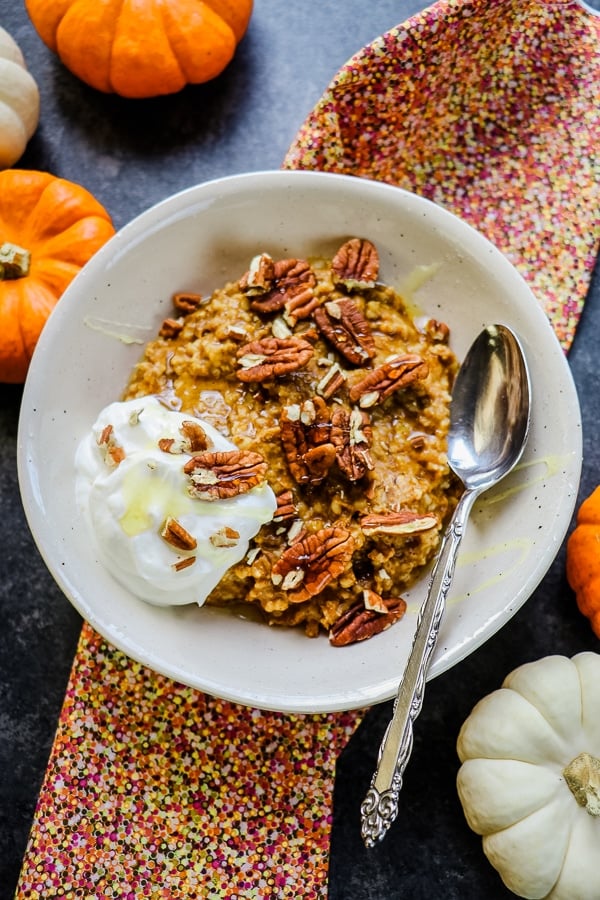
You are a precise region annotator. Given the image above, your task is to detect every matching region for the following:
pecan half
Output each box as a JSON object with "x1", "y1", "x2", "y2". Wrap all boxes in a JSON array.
[
  {"x1": 332, "y1": 238, "x2": 379, "y2": 290},
  {"x1": 280, "y1": 399, "x2": 336, "y2": 485},
  {"x1": 331, "y1": 406, "x2": 373, "y2": 481},
  {"x1": 329, "y1": 596, "x2": 407, "y2": 646},
  {"x1": 360, "y1": 510, "x2": 439, "y2": 535},
  {"x1": 97, "y1": 424, "x2": 125, "y2": 467},
  {"x1": 271, "y1": 526, "x2": 354, "y2": 603},
  {"x1": 313, "y1": 297, "x2": 375, "y2": 365},
  {"x1": 236, "y1": 336, "x2": 314, "y2": 382},
  {"x1": 161, "y1": 516, "x2": 197, "y2": 551},
  {"x1": 301, "y1": 444, "x2": 337, "y2": 482},
  {"x1": 158, "y1": 420, "x2": 209, "y2": 454},
  {"x1": 247, "y1": 258, "x2": 317, "y2": 319},
  {"x1": 348, "y1": 354, "x2": 429, "y2": 407},
  {"x1": 172, "y1": 291, "x2": 203, "y2": 314},
  {"x1": 184, "y1": 450, "x2": 268, "y2": 500}
]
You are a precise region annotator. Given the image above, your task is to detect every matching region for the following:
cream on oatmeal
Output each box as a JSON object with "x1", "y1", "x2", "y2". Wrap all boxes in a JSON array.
[{"x1": 75, "y1": 396, "x2": 277, "y2": 606}]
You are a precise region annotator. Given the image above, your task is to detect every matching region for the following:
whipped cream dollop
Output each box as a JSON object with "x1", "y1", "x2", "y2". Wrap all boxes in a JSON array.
[{"x1": 75, "y1": 396, "x2": 277, "y2": 606}]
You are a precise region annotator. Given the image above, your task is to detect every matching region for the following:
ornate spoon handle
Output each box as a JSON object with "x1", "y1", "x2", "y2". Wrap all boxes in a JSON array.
[{"x1": 360, "y1": 487, "x2": 478, "y2": 847}]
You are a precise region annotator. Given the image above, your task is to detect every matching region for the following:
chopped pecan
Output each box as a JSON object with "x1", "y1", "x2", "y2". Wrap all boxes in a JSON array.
[
  {"x1": 236, "y1": 336, "x2": 314, "y2": 382},
  {"x1": 280, "y1": 399, "x2": 336, "y2": 485},
  {"x1": 179, "y1": 419, "x2": 209, "y2": 452},
  {"x1": 184, "y1": 450, "x2": 268, "y2": 500},
  {"x1": 331, "y1": 406, "x2": 373, "y2": 481},
  {"x1": 209, "y1": 526, "x2": 241, "y2": 547},
  {"x1": 128, "y1": 407, "x2": 144, "y2": 426},
  {"x1": 271, "y1": 316, "x2": 293, "y2": 339},
  {"x1": 159, "y1": 317, "x2": 184, "y2": 339},
  {"x1": 408, "y1": 432, "x2": 429, "y2": 452},
  {"x1": 360, "y1": 510, "x2": 439, "y2": 535},
  {"x1": 297, "y1": 396, "x2": 331, "y2": 438},
  {"x1": 248, "y1": 258, "x2": 317, "y2": 320},
  {"x1": 246, "y1": 546, "x2": 261, "y2": 565},
  {"x1": 158, "y1": 439, "x2": 179, "y2": 454},
  {"x1": 271, "y1": 526, "x2": 355, "y2": 603},
  {"x1": 239, "y1": 252, "x2": 275, "y2": 294},
  {"x1": 316, "y1": 361, "x2": 346, "y2": 399},
  {"x1": 287, "y1": 519, "x2": 306, "y2": 544},
  {"x1": 329, "y1": 596, "x2": 407, "y2": 646},
  {"x1": 363, "y1": 588, "x2": 389, "y2": 613},
  {"x1": 97, "y1": 424, "x2": 125, "y2": 467},
  {"x1": 161, "y1": 516, "x2": 197, "y2": 551},
  {"x1": 173, "y1": 556, "x2": 197, "y2": 572},
  {"x1": 332, "y1": 238, "x2": 379, "y2": 290},
  {"x1": 296, "y1": 325, "x2": 319, "y2": 344},
  {"x1": 273, "y1": 489, "x2": 298, "y2": 522},
  {"x1": 423, "y1": 318, "x2": 450, "y2": 343},
  {"x1": 158, "y1": 420, "x2": 209, "y2": 454},
  {"x1": 313, "y1": 297, "x2": 375, "y2": 365},
  {"x1": 348, "y1": 354, "x2": 428, "y2": 407},
  {"x1": 172, "y1": 291, "x2": 203, "y2": 314},
  {"x1": 225, "y1": 324, "x2": 249, "y2": 342}
]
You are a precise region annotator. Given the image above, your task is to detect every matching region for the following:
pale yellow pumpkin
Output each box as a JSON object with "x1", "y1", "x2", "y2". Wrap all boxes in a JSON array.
[
  {"x1": 457, "y1": 653, "x2": 600, "y2": 900},
  {"x1": 0, "y1": 27, "x2": 40, "y2": 169}
]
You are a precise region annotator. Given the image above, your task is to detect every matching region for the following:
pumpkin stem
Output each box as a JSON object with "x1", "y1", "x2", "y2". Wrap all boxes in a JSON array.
[
  {"x1": 0, "y1": 242, "x2": 31, "y2": 280},
  {"x1": 563, "y1": 751, "x2": 600, "y2": 816}
]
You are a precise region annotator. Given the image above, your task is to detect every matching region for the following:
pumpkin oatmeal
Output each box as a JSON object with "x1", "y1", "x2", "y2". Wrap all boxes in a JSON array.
[{"x1": 123, "y1": 238, "x2": 461, "y2": 644}]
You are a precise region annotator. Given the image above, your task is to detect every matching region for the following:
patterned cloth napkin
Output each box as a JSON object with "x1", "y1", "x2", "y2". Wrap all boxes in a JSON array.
[
  {"x1": 16, "y1": 1, "x2": 600, "y2": 897},
  {"x1": 285, "y1": 0, "x2": 600, "y2": 352}
]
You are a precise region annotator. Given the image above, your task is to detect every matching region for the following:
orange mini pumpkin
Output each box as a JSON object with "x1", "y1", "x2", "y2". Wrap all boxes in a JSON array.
[
  {"x1": 566, "y1": 486, "x2": 600, "y2": 638},
  {"x1": 0, "y1": 169, "x2": 115, "y2": 383},
  {"x1": 25, "y1": 0, "x2": 254, "y2": 98}
]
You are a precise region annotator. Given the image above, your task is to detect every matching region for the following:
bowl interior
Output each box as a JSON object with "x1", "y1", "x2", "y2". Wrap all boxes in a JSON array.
[{"x1": 18, "y1": 170, "x2": 581, "y2": 712}]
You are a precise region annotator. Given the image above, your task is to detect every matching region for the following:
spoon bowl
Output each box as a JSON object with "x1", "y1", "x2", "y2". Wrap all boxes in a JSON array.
[
  {"x1": 449, "y1": 324, "x2": 531, "y2": 490},
  {"x1": 361, "y1": 324, "x2": 531, "y2": 847}
]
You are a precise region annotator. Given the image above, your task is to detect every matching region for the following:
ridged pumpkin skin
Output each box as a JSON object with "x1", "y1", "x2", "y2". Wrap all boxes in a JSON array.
[
  {"x1": 24, "y1": 0, "x2": 254, "y2": 98},
  {"x1": 0, "y1": 169, "x2": 115, "y2": 383},
  {"x1": 0, "y1": 26, "x2": 40, "y2": 168},
  {"x1": 457, "y1": 653, "x2": 600, "y2": 900},
  {"x1": 566, "y1": 487, "x2": 600, "y2": 638}
]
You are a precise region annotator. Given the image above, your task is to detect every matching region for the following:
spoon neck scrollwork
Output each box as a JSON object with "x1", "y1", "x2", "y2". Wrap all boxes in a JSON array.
[{"x1": 360, "y1": 487, "x2": 479, "y2": 847}]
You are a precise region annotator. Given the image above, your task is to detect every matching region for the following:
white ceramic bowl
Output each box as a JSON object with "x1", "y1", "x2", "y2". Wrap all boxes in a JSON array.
[{"x1": 17, "y1": 170, "x2": 581, "y2": 713}]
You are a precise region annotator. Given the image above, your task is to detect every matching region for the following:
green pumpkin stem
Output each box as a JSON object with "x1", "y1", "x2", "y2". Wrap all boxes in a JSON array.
[
  {"x1": 563, "y1": 751, "x2": 600, "y2": 816},
  {"x1": 0, "y1": 242, "x2": 31, "y2": 280}
]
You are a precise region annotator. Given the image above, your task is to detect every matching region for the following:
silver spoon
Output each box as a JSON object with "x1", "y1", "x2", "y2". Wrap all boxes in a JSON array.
[{"x1": 360, "y1": 323, "x2": 531, "y2": 847}]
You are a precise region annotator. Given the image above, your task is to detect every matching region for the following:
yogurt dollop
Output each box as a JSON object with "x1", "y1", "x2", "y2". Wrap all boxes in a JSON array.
[{"x1": 75, "y1": 396, "x2": 276, "y2": 606}]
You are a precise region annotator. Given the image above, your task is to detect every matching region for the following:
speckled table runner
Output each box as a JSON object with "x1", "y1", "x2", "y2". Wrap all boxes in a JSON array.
[{"x1": 16, "y1": 0, "x2": 600, "y2": 897}]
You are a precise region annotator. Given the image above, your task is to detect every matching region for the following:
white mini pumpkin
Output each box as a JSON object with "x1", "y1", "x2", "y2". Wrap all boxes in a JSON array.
[
  {"x1": 457, "y1": 653, "x2": 600, "y2": 900},
  {"x1": 0, "y1": 26, "x2": 40, "y2": 169}
]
